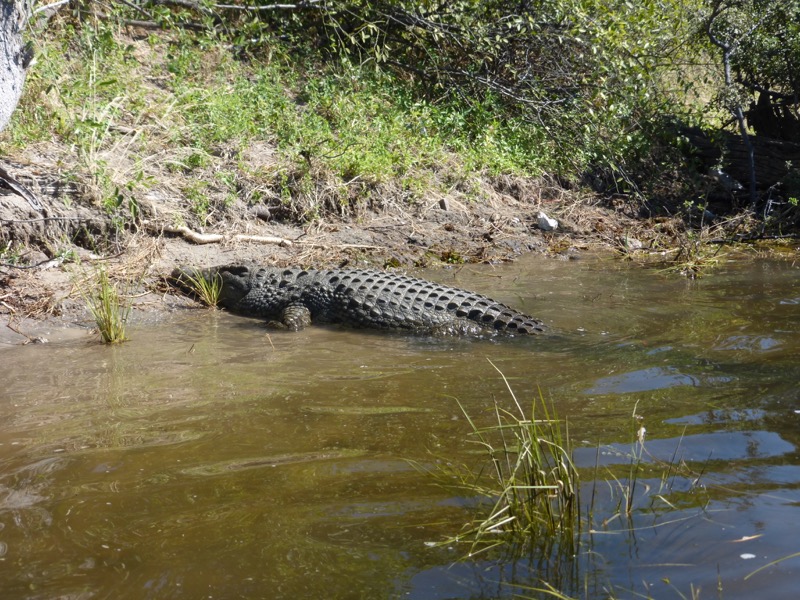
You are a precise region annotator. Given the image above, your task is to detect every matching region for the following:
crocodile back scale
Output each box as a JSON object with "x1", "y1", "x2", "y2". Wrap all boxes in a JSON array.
[{"x1": 173, "y1": 265, "x2": 546, "y2": 336}]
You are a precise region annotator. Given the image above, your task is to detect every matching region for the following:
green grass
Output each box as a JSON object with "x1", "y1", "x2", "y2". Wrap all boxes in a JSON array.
[
  {"x1": 174, "y1": 268, "x2": 222, "y2": 308},
  {"x1": 3, "y1": 18, "x2": 556, "y2": 230},
  {"x1": 439, "y1": 360, "x2": 580, "y2": 559},
  {"x1": 75, "y1": 264, "x2": 133, "y2": 344}
]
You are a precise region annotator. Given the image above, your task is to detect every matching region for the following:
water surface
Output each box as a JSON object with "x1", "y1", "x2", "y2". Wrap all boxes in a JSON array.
[{"x1": 1, "y1": 255, "x2": 799, "y2": 599}]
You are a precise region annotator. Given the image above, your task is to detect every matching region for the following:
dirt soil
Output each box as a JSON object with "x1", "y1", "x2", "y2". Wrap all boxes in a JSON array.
[{"x1": 0, "y1": 153, "x2": 676, "y2": 347}]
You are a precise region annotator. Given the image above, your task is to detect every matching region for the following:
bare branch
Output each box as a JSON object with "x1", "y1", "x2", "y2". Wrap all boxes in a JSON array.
[
  {"x1": 32, "y1": 0, "x2": 72, "y2": 17},
  {"x1": 213, "y1": 0, "x2": 323, "y2": 10}
]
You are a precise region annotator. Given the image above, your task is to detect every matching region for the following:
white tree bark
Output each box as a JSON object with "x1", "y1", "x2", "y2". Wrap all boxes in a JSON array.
[{"x1": 0, "y1": 1, "x2": 33, "y2": 133}]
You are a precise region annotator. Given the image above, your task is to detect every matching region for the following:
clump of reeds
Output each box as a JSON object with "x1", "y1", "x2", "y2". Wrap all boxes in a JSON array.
[
  {"x1": 451, "y1": 360, "x2": 580, "y2": 558},
  {"x1": 172, "y1": 268, "x2": 222, "y2": 308},
  {"x1": 76, "y1": 264, "x2": 133, "y2": 344}
]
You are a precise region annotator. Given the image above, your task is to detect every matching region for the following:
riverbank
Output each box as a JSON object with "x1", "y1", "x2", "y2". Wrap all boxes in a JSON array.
[
  {"x1": 2, "y1": 17, "x2": 797, "y2": 346},
  {"x1": 3, "y1": 158, "x2": 791, "y2": 349},
  {"x1": 0, "y1": 165, "x2": 625, "y2": 345}
]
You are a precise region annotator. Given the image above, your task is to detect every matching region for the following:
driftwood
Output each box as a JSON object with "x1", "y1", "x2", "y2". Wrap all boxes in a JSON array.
[
  {"x1": 159, "y1": 225, "x2": 384, "y2": 250},
  {"x1": 681, "y1": 126, "x2": 800, "y2": 190},
  {"x1": 160, "y1": 225, "x2": 293, "y2": 246}
]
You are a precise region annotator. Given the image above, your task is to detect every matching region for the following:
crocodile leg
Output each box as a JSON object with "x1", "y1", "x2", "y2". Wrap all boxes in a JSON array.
[{"x1": 281, "y1": 303, "x2": 313, "y2": 331}]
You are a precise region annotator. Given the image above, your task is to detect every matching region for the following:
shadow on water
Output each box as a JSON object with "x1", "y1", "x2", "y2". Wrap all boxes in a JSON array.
[{"x1": 1, "y1": 255, "x2": 799, "y2": 598}]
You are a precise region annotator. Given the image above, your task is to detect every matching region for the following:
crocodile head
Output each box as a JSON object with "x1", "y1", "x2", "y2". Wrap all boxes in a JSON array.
[{"x1": 211, "y1": 265, "x2": 254, "y2": 309}]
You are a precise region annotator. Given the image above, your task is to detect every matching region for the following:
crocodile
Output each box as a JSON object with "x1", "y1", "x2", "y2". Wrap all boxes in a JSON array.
[{"x1": 172, "y1": 264, "x2": 546, "y2": 336}]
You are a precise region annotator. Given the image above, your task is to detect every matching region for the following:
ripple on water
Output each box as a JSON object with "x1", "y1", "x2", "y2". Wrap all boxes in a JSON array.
[
  {"x1": 665, "y1": 408, "x2": 768, "y2": 425},
  {"x1": 584, "y1": 366, "x2": 733, "y2": 394},
  {"x1": 714, "y1": 335, "x2": 782, "y2": 352},
  {"x1": 300, "y1": 405, "x2": 435, "y2": 415},
  {"x1": 573, "y1": 430, "x2": 795, "y2": 467},
  {"x1": 179, "y1": 449, "x2": 368, "y2": 477}
]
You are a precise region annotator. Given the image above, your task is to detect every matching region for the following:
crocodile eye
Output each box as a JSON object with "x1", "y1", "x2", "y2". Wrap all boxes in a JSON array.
[{"x1": 223, "y1": 265, "x2": 250, "y2": 277}]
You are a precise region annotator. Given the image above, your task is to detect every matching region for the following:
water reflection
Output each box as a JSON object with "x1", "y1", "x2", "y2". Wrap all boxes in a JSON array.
[
  {"x1": 574, "y1": 430, "x2": 795, "y2": 465},
  {"x1": 584, "y1": 365, "x2": 734, "y2": 394},
  {"x1": 0, "y1": 256, "x2": 799, "y2": 598}
]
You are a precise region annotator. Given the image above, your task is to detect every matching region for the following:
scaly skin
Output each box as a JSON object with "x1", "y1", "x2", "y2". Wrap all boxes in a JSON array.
[{"x1": 173, "y1": 264, "x2": 546, "y2": 336}]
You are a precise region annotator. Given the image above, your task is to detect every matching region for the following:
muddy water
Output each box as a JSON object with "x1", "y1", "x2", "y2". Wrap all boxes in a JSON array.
[{"x1": 1, "y1": 255, "x2": 799, "y2": 599}]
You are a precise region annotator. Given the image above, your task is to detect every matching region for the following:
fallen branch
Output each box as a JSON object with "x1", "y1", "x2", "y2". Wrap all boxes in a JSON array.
[
  {"x1": 214, "y1": 1, "x2": 324, "y2": 10},
  {"x1": 0, "y1": 257, "x2": 65, "y2": 270},
  {"x1": 158, "y1": 225, "x2": 384, "y2": 250},
  {"x1": 161, "y1": 225, "x2": 293, "y2": 246},
  {"x1": 0, "y1": 216, "x2": 90, "y2": 223}
]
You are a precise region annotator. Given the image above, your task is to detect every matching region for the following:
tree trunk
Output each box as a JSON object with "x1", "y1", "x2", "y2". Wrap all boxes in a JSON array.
[{"x1": 0, "y1": 1, "x2": 32, "y2": 133}]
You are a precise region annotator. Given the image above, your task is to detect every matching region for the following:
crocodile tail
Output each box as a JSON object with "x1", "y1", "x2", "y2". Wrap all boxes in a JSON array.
[{"x1": 487, "y1": 306, "x2": 546, "y2": 335}]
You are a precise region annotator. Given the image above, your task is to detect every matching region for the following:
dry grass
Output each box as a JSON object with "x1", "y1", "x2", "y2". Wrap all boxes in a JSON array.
[{"x1": 0, "y1": 270, "x2": 64, "y2": 319}]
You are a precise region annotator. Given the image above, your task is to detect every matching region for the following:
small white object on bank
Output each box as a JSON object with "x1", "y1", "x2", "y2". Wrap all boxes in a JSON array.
[{"x1": 536, "y1": 211, "x2": 559, "y2": 231}]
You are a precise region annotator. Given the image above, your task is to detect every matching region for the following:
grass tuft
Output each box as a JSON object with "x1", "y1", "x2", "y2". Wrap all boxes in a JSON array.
[
  {"x1": 173, "y1": 268, "x2": 222, "y2": 307},
  {"x1": 75, "y1": 264, "x2": 133, "y2": 344},
  {"x1": 445, "y1": 360, "x2": 580, "y2": 559}
]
